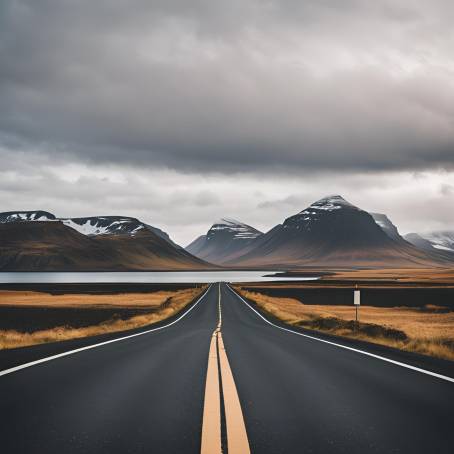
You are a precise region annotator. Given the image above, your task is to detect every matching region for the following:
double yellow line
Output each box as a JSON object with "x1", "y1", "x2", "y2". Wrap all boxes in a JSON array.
[{"x1": 200, "y1": 284, "x2": 250, "y2": 454}]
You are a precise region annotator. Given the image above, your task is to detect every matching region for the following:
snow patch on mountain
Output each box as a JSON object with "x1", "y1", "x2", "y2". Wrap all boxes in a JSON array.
[
  {"x1": 208, "y1": 218, "x2": 262, "y2": 241},
  {"x1": 306, "y1": 195, "x2": 356, "y2": 212},
  {"x1": 61, "y1": 217, "x2": 146, "y2": 237},
  {"x1": 374, "y1": 219, "x2": 387, "y2": 229},
  {"x1": 423, "y1": 231, "x2": 454, "y2": 252},
  {"x1": 0, "y1": 211, "x2": 56, "y2": 223},
  {"x1": 432, "y1": 244, "x2": 454, "y2": 252},
  {"x1": 295, "y1": 195, "x2": 357, "y2": 219}
]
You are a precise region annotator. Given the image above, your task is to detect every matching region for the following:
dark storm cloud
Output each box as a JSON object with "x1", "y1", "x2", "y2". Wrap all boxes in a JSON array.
[{"x1": 1, "y1": 0, "x2": 454, "y2": 173}]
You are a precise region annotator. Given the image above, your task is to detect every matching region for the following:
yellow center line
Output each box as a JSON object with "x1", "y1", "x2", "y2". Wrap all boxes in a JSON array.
[
  {"x1": 201, "y1": 283, "x2": 250, "y2": 454},
  {"x1": 200, "y1": 331, "x2": 222, "y2": 454},
  {"x1": 217, "y1": 332, "x2": 251, "y2": 454}
]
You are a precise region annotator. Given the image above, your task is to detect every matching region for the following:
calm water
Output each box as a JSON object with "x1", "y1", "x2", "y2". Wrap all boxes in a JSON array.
[{"x1": 0, "y1": 271, "x2": 319, "y2": 284}]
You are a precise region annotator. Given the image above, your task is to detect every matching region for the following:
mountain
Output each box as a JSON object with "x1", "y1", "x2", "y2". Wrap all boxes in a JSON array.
[
  {"x1": 404, "y1": 231, "x2": 454, "y2": 259},
  {"x1": 0, "y1": 213, "x2": 210, "y2": 271},
  {"x1": 0, "y1": 211, "x2": 178, "y2": 246},
  {"x1": 0, "y1": 221, "x2": 107, "y2": 271},
  {"x1": 227, "y1": 195, "x2": 450, "y2": 268},
  {"x1": 186, "y1": 218, "x2": 263, "y2": 265}
]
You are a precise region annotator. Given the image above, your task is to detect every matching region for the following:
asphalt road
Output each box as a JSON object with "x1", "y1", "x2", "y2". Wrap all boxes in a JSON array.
[
  {"x1": 0, "y1": 285, "x2": 217, "y2": 454},
  {"x1": 1, "y1": 282, "x2": 454, "y2": 453},
  {"x1": 221, "y1": 284, "x2": 454, "y2": 453}
]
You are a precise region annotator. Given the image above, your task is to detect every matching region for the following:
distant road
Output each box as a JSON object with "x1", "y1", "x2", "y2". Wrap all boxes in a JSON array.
[{"x1": 1, "y1": 283, "x2": 454, "y2": 453}]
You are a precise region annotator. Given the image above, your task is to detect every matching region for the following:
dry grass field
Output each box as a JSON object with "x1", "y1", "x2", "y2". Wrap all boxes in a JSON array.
[
  {"x1": 323, "y1": 267, "x2": 454, "y2": 284},
  {"x1": 0, "y1": 286, "x2": 206, "y2": 350},
  {"x1": 0, "y1": 289, "x2": 190, "y2": 309},
  {"x1": 235, "y1": 287, "x2": 454, "y2": 361},
  {"x1": 263, "y1": 267, "x2": 454, "y2": 286}
]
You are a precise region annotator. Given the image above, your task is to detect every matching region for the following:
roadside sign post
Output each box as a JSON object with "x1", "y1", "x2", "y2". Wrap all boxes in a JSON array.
[{"x1": 354, "y1": 285, "x2": 360, "y2": 327}]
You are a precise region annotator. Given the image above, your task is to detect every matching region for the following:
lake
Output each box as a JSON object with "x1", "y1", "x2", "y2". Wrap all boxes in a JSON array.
[{"x1": 0, "y1": 271, "x2": 319, "y2": 284}]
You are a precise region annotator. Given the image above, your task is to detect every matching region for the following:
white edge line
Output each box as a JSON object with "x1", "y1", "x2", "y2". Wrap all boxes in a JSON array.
[
  {"x1": 0, "y1": 284, "x2": 213, "y2": 378},
  {"x1": 227, "y1": 284, "x2": 454, "y2": 384}
]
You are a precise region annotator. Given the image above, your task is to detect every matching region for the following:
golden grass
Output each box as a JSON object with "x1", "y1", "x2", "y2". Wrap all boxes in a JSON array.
[
  {"x1": 0, "y1": 286, "x2": 207, "y2": 350},
  {"x1": 324, "y1": 267, "x2": 454, "y2": 284},
  {"x1": 0, "y1": 290, "x2": 186, "y2": 309},
  {"x1": 244, "y1": 267, "x2": 454, "y2": 288},
  {"x1": 235, "y1": 287, "x2": 454, "y2": 361}
]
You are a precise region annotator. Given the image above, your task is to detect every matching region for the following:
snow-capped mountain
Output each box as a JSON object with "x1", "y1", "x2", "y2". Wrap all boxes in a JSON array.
[
  {"x1": 227, "y1": 195, "x2": 450, "y2": 267},
  {"x1": 186, "y1": 218, "x2": 262, "y2": 264},
  {"x1": 281, "y1": 195, "x2": 361, "y2": 232},
  {"x1": 404, "y1": 231, "x2": 454, "y2": 257},
  {"x1": 0, "y1": 210, "x2": 208, "y2": 270},
  {"x1": 0, "y1": 210, "x2": 56, "y2": 223},
  {"x1": 0, "y1": 211, "x2": 212, "y2": 271},
  {"x1": 0, "y1": 211, "x2": 177, "y2": 246}
]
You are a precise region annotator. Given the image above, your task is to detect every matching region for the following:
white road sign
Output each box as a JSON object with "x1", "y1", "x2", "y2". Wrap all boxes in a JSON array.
[{"x1": 354, "y1": 290, "x2": 361, "y2": 306}]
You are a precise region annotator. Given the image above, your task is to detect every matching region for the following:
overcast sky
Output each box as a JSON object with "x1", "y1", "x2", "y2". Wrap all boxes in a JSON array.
[{"x1": 1, "y1": 0, "x2": 453, "y2": 245}]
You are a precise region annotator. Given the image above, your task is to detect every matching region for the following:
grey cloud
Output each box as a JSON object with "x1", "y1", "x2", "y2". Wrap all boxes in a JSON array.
[
  {"x1": 440, "y1": 183, "x2": 454, "y2": 196},
  {"x1": 194, "y1": 190, "x2": 220, "y2": 206},
  {"x1": 0, "y1": 143, "x2": 453, "y2": 244},
  {"x1": 1, "y1": 1, "x2": 454, "y2": 175},
  {"x1": 258, "y1": 195, "x2": 306, "y2": 210}
]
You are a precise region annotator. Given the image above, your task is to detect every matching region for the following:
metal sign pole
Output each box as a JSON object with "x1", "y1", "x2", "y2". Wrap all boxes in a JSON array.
[{"x1": 354, "y1": 284, "x2": 360, "y2": 328}]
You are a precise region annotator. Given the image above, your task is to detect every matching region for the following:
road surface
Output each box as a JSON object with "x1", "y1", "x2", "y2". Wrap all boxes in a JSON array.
[{"x1": 1, "y1": 283, "x2": 453, "y2": 453}]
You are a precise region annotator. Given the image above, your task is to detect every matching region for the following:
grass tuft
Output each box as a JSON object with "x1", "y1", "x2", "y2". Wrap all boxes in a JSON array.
[{"x1": 298, "y1": 316, "x2": 408, "y2": 341}]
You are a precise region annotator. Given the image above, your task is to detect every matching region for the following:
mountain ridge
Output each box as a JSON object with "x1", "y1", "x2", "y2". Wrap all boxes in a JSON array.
[
  {"x1": 0, "y1": 211, "x2": 178, "y2": 246},
  {"x1": 2, "y1": 201, "x2": 453, "y2": 270},
  {"x1": 0, "y1": 213, "x2": 210, "y2": 271},
  {"x1": 222, "y1": 195, "x2": 452, "y2": 268}
]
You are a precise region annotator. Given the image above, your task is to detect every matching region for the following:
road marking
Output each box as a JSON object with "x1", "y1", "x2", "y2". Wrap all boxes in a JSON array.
[
  {"x1": 200, "y1": 331, "x2": 222, "y2": 454},
  {"x1": 0, "y1": 284, "x2": 213, "y2": 378},
  {"x1": 218, "y1": 332, "x2": 250, "y2": 454},
  {"x1": 201, "y1": 283, "x2": 251, "y2": 454},
  {"x1": 228, "y1": 285, "x2": 454, "y2": 384},
  {"x1": 217, "y1": 283, "x2": 222, "y2": 329}
]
